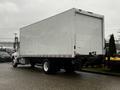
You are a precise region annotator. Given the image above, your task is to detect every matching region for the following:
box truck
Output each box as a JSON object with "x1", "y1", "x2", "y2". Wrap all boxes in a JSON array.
[{"x1": 12, "y1": 8, "x2": 104, "y2": 74}]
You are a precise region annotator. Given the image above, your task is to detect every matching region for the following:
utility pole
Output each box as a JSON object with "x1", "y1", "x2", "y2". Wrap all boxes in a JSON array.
[{"x1": 13, "y1": 33, "x2": 19, "y2": 51}]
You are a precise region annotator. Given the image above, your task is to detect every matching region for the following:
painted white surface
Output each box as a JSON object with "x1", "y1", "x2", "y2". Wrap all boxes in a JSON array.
[
  {"x1": 75, "y1": 12, "x2": 104, "y2": 55},
  {"x1": 20, "y1": 8, "x2": 104, "y2": 57},
  {"x1": 20, "y1": 9, "x2": 74, "y2": 57}
]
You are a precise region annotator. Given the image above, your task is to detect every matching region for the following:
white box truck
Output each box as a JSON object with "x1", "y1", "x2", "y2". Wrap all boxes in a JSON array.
[{"x1": 12, "y1": 8, "x2": 104, "y2": 74}]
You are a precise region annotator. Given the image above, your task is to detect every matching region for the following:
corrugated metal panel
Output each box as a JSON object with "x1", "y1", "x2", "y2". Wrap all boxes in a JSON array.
[{"x1": 20, "y1": 9, "x2": 75, "y2": 57}]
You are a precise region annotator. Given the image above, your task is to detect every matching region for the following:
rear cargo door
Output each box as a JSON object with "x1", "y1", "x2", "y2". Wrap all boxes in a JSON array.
[{"x1": 75, "y1": 13, "x2": 104, "y2": 55}]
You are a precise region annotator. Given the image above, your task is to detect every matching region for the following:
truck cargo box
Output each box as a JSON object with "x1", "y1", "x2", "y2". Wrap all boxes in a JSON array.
[{"x1": 20, "y1": 8, "x2": 104, "y2": 58}]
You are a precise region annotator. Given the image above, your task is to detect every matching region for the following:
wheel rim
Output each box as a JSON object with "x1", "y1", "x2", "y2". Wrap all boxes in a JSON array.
[{"x1": 44, "y1": 62, "x2": 49, "y2": 72}]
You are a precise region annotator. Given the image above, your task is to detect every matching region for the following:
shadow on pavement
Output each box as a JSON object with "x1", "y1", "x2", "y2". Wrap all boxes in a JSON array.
[{"x1": 11, "y1": 65, "x2": 81, "y2": 78}]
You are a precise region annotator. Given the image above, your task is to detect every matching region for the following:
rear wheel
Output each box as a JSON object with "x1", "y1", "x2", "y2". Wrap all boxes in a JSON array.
[{"x1": 43, "y1": 59, "x2": 57, "y2": 74}]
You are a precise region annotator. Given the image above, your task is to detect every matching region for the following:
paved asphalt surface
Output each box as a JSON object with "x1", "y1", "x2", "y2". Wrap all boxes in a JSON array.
[{"x1": 0, "y1": 63, "x2": 120, "y2": 90}]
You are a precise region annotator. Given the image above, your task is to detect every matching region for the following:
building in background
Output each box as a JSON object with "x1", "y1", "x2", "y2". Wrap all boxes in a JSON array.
[{"x1": 0, "y1": 42, "x2": 13, "y2": 49}]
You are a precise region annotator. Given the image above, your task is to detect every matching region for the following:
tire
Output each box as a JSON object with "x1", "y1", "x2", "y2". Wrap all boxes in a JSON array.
[
  {"x1": 43, "y1": 59, "x2": 56, "y2": 74},
  {"x1": 12, "y1": 58, "x2": 18, "y2": 68}
]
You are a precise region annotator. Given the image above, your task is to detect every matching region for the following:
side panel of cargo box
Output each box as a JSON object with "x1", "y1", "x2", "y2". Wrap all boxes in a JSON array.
[{"x1": 20, "y1": 9, "x2": 75, "y2": 58}]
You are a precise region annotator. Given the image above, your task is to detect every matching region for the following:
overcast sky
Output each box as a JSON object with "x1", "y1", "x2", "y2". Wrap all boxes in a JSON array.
[{"x1": 0, "y1": 0, "x2": 120, "y2": 41}]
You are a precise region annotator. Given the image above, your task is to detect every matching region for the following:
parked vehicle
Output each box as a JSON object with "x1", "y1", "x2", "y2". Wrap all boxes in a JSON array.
[
  {"x1": 12, "y1": 8, "x2": 104, "y2": 74},
  {"x1": 0, "y1": 51, "x2": 12, "y2": 62}
]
